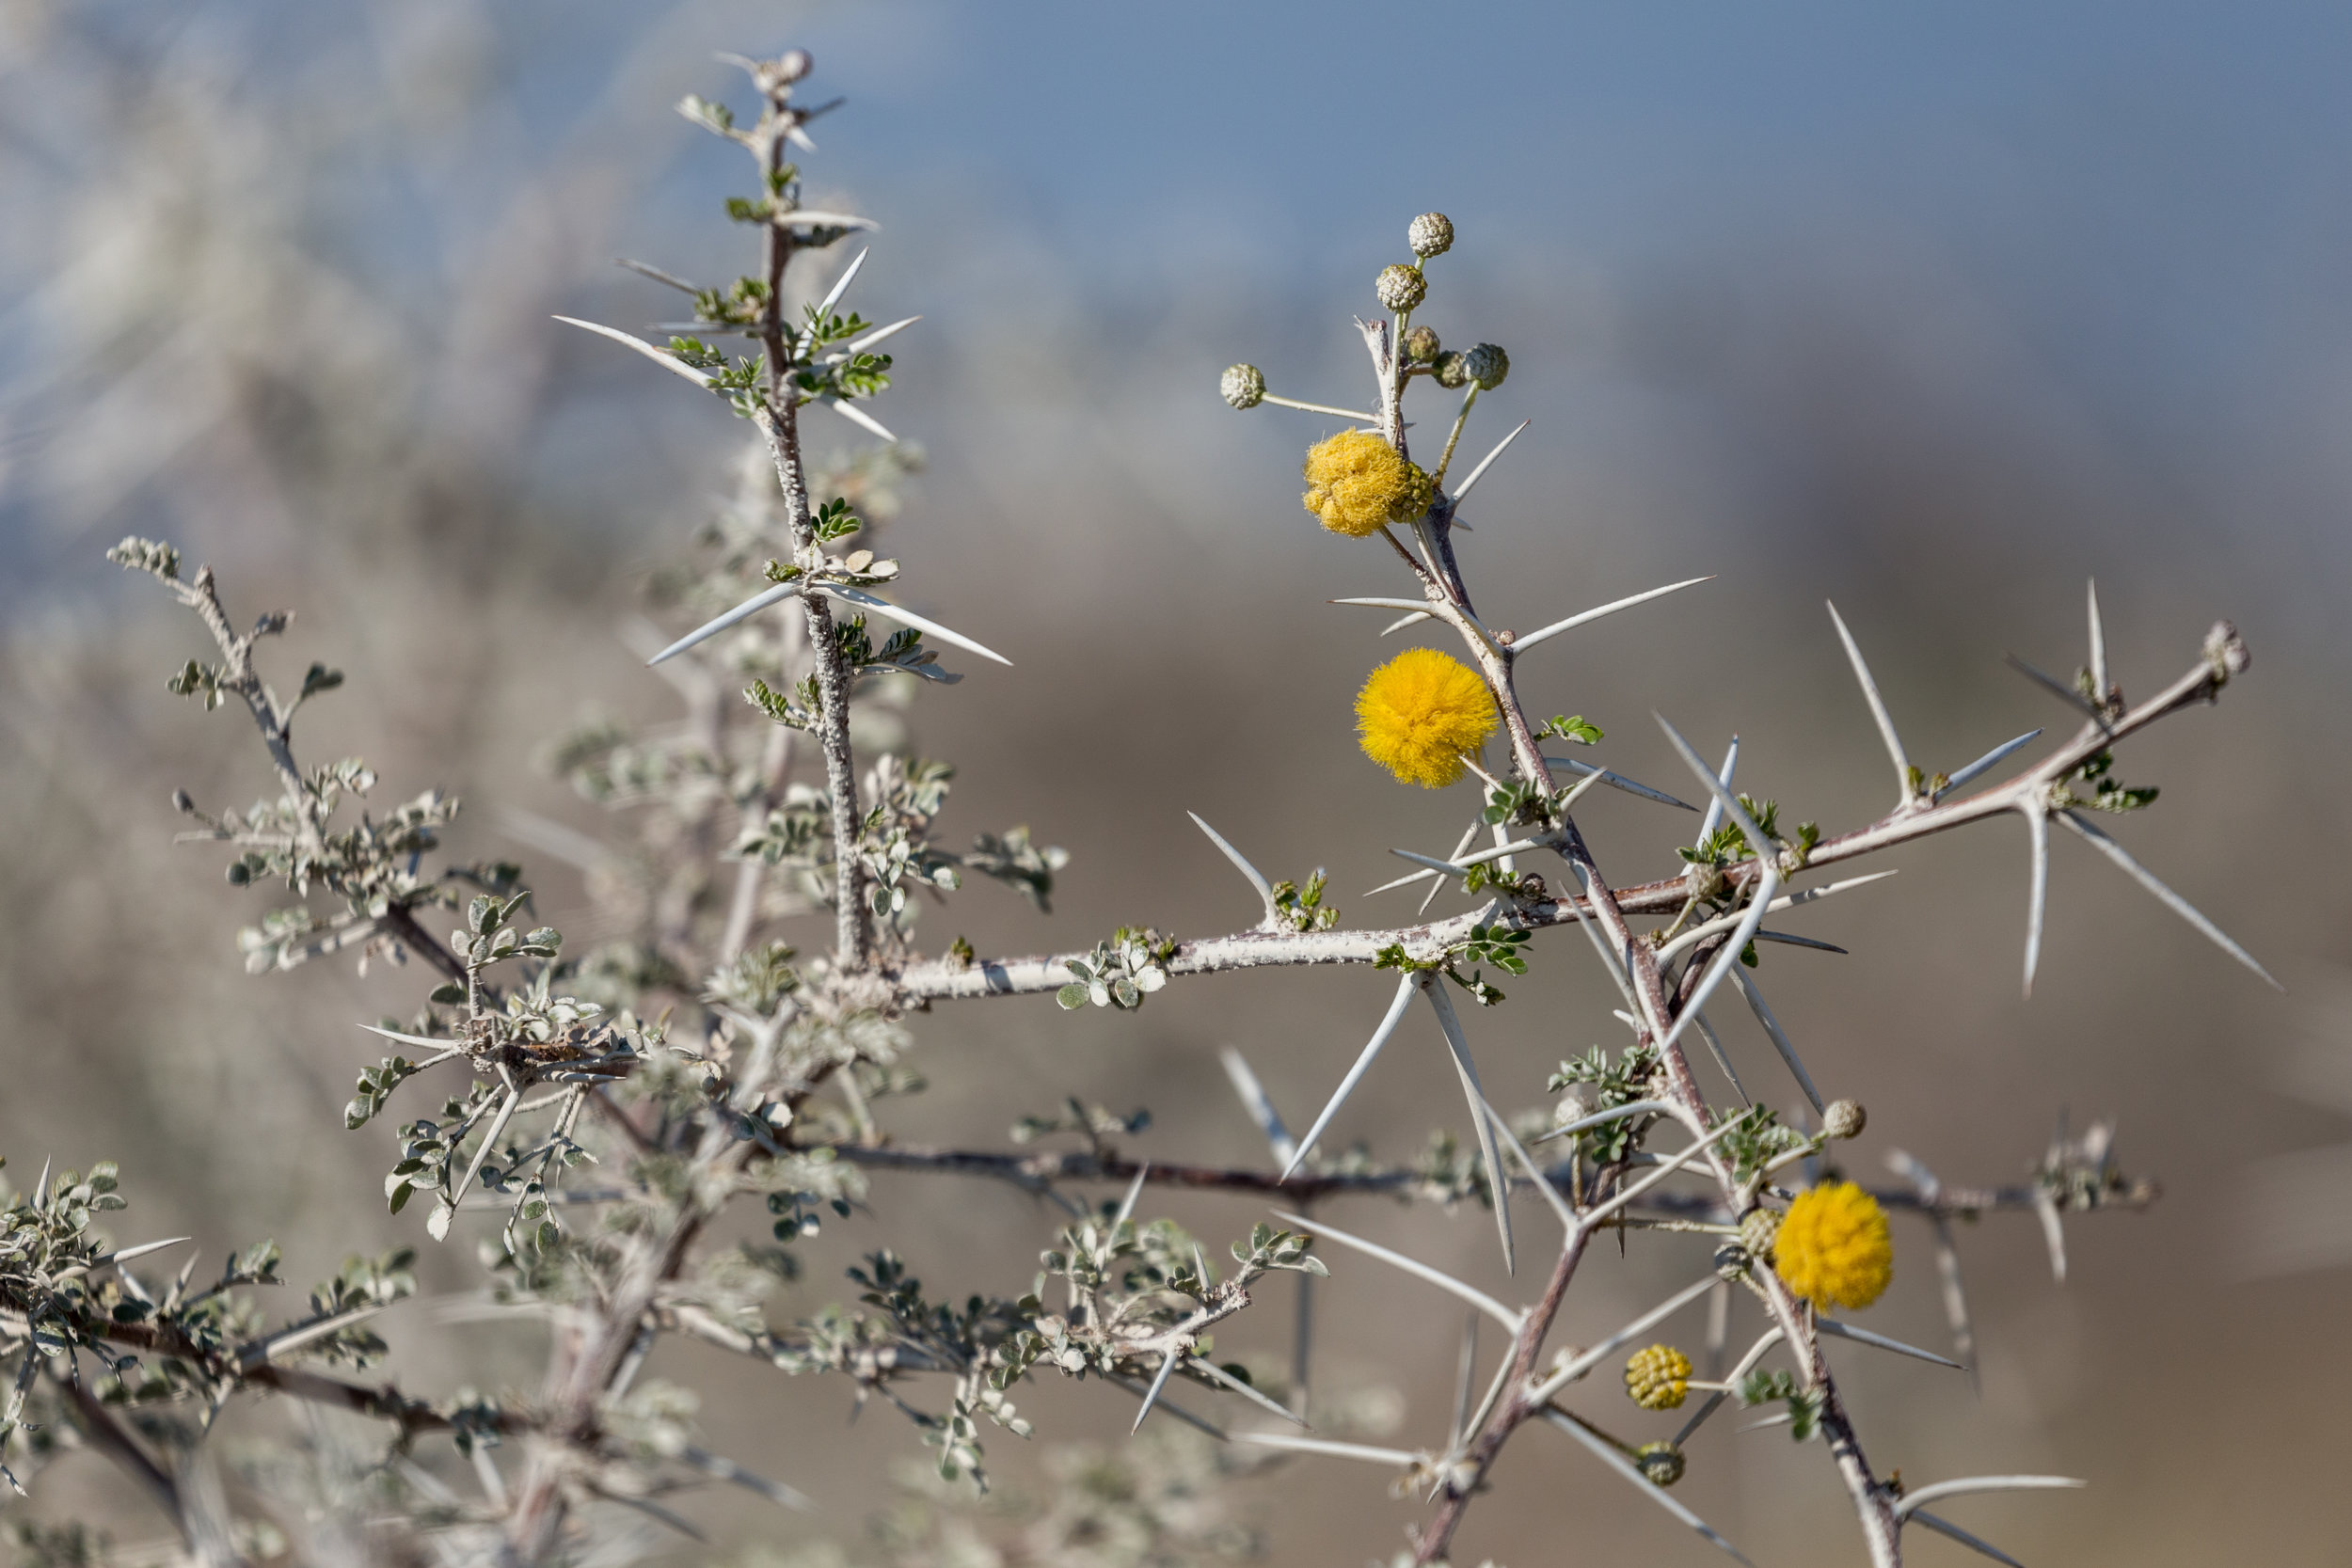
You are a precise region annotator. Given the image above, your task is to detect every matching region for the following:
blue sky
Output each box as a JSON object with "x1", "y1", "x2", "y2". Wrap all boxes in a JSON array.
[{"x1": 13, "y1": 0, "x2": 2352, "y2": 616}]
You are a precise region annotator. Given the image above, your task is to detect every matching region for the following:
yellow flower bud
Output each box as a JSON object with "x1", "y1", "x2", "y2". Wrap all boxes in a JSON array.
[
  {"x1": 1623, "y1": 1343, "x2": 1692, "y2": 1411},
  {"x1": 1302, "y1": 430, "x2": 1433, "y2": 538}
]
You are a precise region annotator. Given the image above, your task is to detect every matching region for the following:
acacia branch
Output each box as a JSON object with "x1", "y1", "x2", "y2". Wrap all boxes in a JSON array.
[
  {"x1": 166, "y1": 566, "x2": 324, "y2": 859},
  {"x1": 889, "y1": 631, "x2": 2246, "y2": 1009},
  {"x1": 66, "y1": 1316, "x2": 482, "y2": 1437},
  {"x1": 817, "y1": 1140, "x2": 2138, "y2": 1222}
]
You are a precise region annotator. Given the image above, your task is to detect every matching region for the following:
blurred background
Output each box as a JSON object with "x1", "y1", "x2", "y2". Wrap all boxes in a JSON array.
[{"x1": 4, "y1": 1, "x2": 2350, "y2": 1562}]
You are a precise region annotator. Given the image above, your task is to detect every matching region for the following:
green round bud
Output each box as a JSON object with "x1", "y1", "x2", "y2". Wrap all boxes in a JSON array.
[
  {"x1": 1712, "y1": 1242, "x2": 1751, "y2": 1281},
  {"x1": 1402, "y1": 325, "x2": 1442, "y2": 364},
  {"x1": 1220, "y1": 363, "x2": 1266, "y2": 410},
  {"x1": 1408, "y1": 212, "x2": 1454, "y2": 259},
  {"x1": 1636, "y1": 1441, "x2": 1687, "y2": 1488},
  {"x1": 1823, "y1": 1100, "x2": 1867, "y2": 1140},
  {"x1": 1375, "y1": 263, "x2": 1427, "y2": 313},
  {"x1": 1433, "y1": 351, "x2": 1470, "y2": 389},
  {"x1": 1739, "y1": 1206, "x2": 1781, "y2": 1262},
  {"x1": 1463, "y1": 342, "x2": 1510, "y2": 389}
]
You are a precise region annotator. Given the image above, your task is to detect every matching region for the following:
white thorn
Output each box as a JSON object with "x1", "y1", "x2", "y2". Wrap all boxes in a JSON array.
[
  {"x1": 1112, "y1": 1163, "x2": 1151, "y2": 1232},
  {"x1": 1689, "y1": 1009, "x2": 1755, "y2": 1106},
  {"x1": 1132, "y1": 1348, "x2": 1181, "y2": 1433},
  {"x1": 818, "y1": 396, "x2": 898, "y2": 443},
  {"x1": 1537, "y1": 1409, "x2": 1755, "y2": 1564},
  {"x1": 553, "y1": 316, "x2": 715, "y2": 387},
  {"x1": 82, "y1": 1236, "x2": 194, "y2": 1272},
  {"x1": 237, "y1": 1302, "x2": 388, "y2": 1370},
  {"x1": 1727, "y1": 965, "x2": 1826, "y2": 1115},
  {"x1": 1260, "y1": 393, "x2": 1383, "y2": 422},
  {"x1": 1826, "y1": 601, "x2": 1912, "y2": 805},
  {"x1": 1659, "y1": 867, "x2": 1784, "y2": 1054},
  {"x1": 1229, "y1": 1432, "x2": 1421, "y2": 1467},
  {"x1": 448, "y1": 1087, "x2": 523, "y2": 1212},
  {"x1": 1509, "y1": 577, "x2": 1717, "y2": 656},
  {"x1": 817, "y1": 583, "x2": 1012, "y2": 666},
  {"x1": 1282, "y1": 975, "x2": 1418, "y2": 1180},
  {"x1": 1269, "y1": 1208, "x2": 1520, "y2": 1332},
  {"x1": 1450, "y1": 1313, "x2": 1481, "y2": 1444},
  {"x1": 1410, "y1": 820, "x2": 1483, "y2": 910},
  {"x1": 648, "y1": 582, "x2": 796, "y2": 665},
  {"x1": 1540, "y1": 756, "x2": 1697, "y2": 811},
  {"x1": 1531, "y1": 1099, "x2": 1678, "y2": 1145},
  {"x1": 1926, "y1": 1213, "x2": 1979, "y2": 1389},
  {"x1": 1697, "y1": 737, "x2": 1740, "y2": 843},
  {"x1": 1189, "y1": 813, "x2": 1278, "y2": 921},
  {"x1": 774, "y1": 210, "x2": 879, "y2": 231},
  {"x1": 1944, "y1": 728, "x2": 2042, "y2": 797},
  {"x1": 1474, "y1": 1091, "x2": 1576, "y2": 1237},
  {"x1": 2007, "y1": 653, "x2": 2107, "y2": 724},
  {"x1": 1216, "y1": 1047, "x2": 1296, "y2": 1167},
  {"x1": 2023, "y1": 804, "x2": 2049, "y2": 997},
  {"x1": 2052, "y1": 810, "x2": 2280, "y2": 989},
  {"x1": 1814, "y1": 1316, "x2": 1963, "y2": 1370},
  {"x1": 1654, "y1": 874, "x2": 1899, "y2": 972},
  {"x1": 844, "y1": 314, "x2": 920, "y2": 355},
  {"x1": 1546, "y1": 1275, "x2": 1728, "y2": 1387},
  {"x1": 810, "y1": 247, "x2": 869, "y2": 325},
  {"x1": 2034, "y1": 1190, "x2": 2068, "y2": 1284},
  {"x1": 1895, "y1": 1476, "x2": 2086, "y2": 1520},
  {"x1": 1184, "y1": 1354, "x2": 1307, "y2": 1426},
  {"x1": 2086, "y1": 578, "x2": 2108, "y2": 700},
  {"x1": 1422, "y1": 981, "x2": 1516, "y2": 1273},
  {"x1": 1448, "y1": 419, "x2": 1532, "y2": 505},
  {"x1": 1571, "y1": 1119, "x2": 1759, "y2": 1239},
  {"x1": 1655, "y1": 716, "x2": 1773, "y2": 847},
  {"x1": 675, "y1": 1445, "x2": 814, "y2": 1513},
  {"x1": 1674, "y1": 1327, "x2": 1786, "y2": 1447},
  {"x1": 1907, "y1": 1510, "x2": 2028, "y2": 1568},
  {"x1": 1104, "y1": 1372, "x2": 1226, "y2": 1440}
]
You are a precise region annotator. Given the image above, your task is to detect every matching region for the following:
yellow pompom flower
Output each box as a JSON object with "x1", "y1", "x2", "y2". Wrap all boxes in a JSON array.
[
  {"x1": 1355, "y1": 648, "x2": 1497, "y2": 788},
  {"x1": 1773, "y1": 1180, "x2": 1893, "y2": 1311},
  {"x1": 1302, "y1": 430, "x2": 1433, "y2": 538},
  {"x1": 1624, "y1": 1344, "x2": 1692, "y2": 1411}
]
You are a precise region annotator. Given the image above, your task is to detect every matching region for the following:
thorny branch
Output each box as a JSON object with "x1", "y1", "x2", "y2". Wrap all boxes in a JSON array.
[
  {"x1": 891, "y1": 277, "x2": 2251, "y2": 1568},
  {"x1": 39, "y1": 46, "x2": 2256, "y2": 1568},
  {"x1": 820, "y1": 1140, "x2": 2152, "y2": 1223},
  {"x1": 888, "y1": 633, "x2": 2245, "y2": 1006}
]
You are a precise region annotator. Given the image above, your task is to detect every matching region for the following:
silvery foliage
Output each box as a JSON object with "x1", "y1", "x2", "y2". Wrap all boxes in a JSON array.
[{"x1": 4, "y1": 44, "x2": 2262, "y2": 1568}]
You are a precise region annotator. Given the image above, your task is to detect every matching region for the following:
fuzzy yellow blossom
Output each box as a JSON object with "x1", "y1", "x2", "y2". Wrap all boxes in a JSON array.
[
  {"x1": 1355, "y1": 648, "x2": 1497, "y2": 788},
  {"x1": 1773, "y1": 1180, "x2": 1893, "y2": 1311},
  {"x1": 1302, "y1": 430, "x2": 1433, "y2": 538}
]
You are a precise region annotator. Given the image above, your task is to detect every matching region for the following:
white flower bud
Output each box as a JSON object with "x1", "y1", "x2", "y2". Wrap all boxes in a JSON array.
[
  {"x1": 1220, "y1": 363, "x2": 1266, "y2": 409},
  {"x1": 1375, "y1": 264, "x2": 1427, "y2": 313},
  {"x1": 1408, "y1": 212, "x2": 1454, "y2": 259}
]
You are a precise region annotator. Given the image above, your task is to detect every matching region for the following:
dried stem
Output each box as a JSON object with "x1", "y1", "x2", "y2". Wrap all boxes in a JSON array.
[{"x1": 819, "y1": 1139, "x2": 2130, "y2": 1219}]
